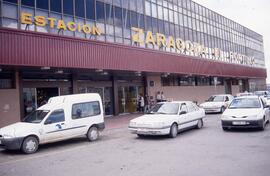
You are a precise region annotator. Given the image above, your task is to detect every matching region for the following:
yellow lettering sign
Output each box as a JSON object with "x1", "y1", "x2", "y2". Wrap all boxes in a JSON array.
[
  {"x1": 57, "y1": 20, "x2": 67, "y2": 30},
  {"x1": 131, "y1": 27, "x2": 144, "y2": 44},
  {"x1": 47, "y1": 18, "x2": 56, "y2": 28},
  {"x1": 21, "y1": 12, "x2": 32, "y2": 25},
  {"x1": 67, "y1": 22, "x2": 76, "y2": 32},
  {"x1": 34, "y1": 16, "x2": 46, "y2": 26},
  {"x1": 145, "y1": 31, "x2": 156, "y2": 46}
]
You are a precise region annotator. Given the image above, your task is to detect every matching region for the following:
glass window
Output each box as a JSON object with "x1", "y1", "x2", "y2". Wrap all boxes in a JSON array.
[
  {"x1": 37, "y1": 0, "x2": 49, "y2": 10},
  {"x1": 75, "y1": 0, "x2": 85, "y2": 17},
  {"x1": 63, "y1": 0, "x2": 74, "y2": 15},
  {"x1": 96, "y1": 1, "x2": 105, "y2": 22},
  {"x1": 122, "y1": 0, "x2": 129, "y2": 9},
  {"x1": 72, "y1": 101, "x2": 101, "y2": 119},
  {"x1": 123, "y1": 9, "x2": 131, "y2": 28},
  {"x1": 0, "y1": 72, "x2": 15, "y2": 89},
  {"x1": 179, "y1": 76, "x2": 195, "y2": 86},
  {"x1": 151, "y1": 3, "x2": 157, "y2": 18},
  {"x1": 21, "y1": 0, "x2": 34, "y2": 7},
  {"x1": 86, "y1": 0, "x2": 95, "y2": 20},
  {"x1": 3, "y1": 0, "x2": 17, "y2": 4},
  {"x1": 2, "y1": 3, "x2": 17, "y2": 19},
  {"x1": 50, "y1": 0, "x2": 61, "y2": 13},
  {"x1": 145, "y1": 1, "x2": 151, "y2": 16},
  {"x1": 146, "y1": 16, "x2": 152, "y2": 31},
  {"x1": 114, "y1": 6, "x2": 122, "y2": 26},
  {"x1": 45, "y1": 110, "x2": 65, "y2": 124},
  {"x1": 152, "y1": 18, "x2": 158, "y2": 33},
  {"x1": 130, "y1": 11, "x2": 138, "y2": 27},
  {"x1": 114, "y1": 0, "x2": 122, "y2": 7},
  {"x1": 196, "y1": 77, "x2": 210, "y2": 86},
  {"x1": 106, "y1": 3, "x2": 114, "y2": 24},
  {"x1": 130, "y1": 0, "x2": 136, "y2": 11},
  {"x1": 138, "y1": 13, "x2": 145, "y2": 29},
  {"x1": 137, "y1": 0, "x2": 144, "y2": 14},
  {"x1": 157, "y1": 5, "x2": 163, "y2": 20}
]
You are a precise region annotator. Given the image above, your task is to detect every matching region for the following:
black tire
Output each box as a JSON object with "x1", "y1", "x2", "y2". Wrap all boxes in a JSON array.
[
  {"x1": 259, "y1": 119, "x2": 265, "y2": 131},
  {"x1": 137, "y1": 134, "x2": 145, "y2": 138},
  {"x1": 21, "y1": 136, "x2": 39, "y2": 154},
  {"x1": 169, "y1": 123, "x2": 178, "y2": 138},
  {"x1": 222, "y1": 127, "x2": 229, "y2": 131},
  {"x1": 87, "y1": 126, "x2": 100, "y2": 141},
  {"x1": 220, "y1": 106, "x2": 225, "y2": 113},
  {"x1": 196, "y1": 119, "x2": 203, "y2": 129}
]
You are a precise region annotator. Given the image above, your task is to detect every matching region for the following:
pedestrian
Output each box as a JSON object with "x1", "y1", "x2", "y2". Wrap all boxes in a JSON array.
[
  {"x1": 144, "y1": 94, "x2": 150, "y2": 113},
  {"x1": 139, "y1": 94, "x2": 145, "y2": 112},
  {"x1": 161, "y1": 91, "x2": 166, "y2": 102},
  {"x1": 156, "y1": 91, "x2": 162, "y2": 103}
]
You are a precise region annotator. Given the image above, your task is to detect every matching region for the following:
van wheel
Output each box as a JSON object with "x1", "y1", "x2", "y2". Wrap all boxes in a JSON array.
[
  {"x1": 87, "y1": 126, "x2": 99, "y2": 141},
  {"x1": 21, "y1": 136, "x2": 39, "y2": 154}
]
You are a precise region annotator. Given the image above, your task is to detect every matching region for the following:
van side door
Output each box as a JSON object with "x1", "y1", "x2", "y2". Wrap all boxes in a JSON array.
[{"x1": 40, "y1": 109, "x2": 65, "y2": 143}]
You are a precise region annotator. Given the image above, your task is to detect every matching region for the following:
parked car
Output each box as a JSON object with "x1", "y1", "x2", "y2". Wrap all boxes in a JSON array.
[
  {"x1": 128, "y1": 101, "x2": 205, "y2": 138},
  {"x1": 265, "y1": 95, "x2": 270, "y2": 106},
  {"x1": 236, "y1": 92, "x2": 254, "y2": 97},
  {"x1": 199, "y1": 94, "x2": 234, "y2": 113},
  {"x1": 221, "y1": 96, "x2": 269, "y2": 131},
  {"x1": 254, "y1": 90, "x2": 269, "y2": 97},
  {"x1": 0, "y1": 93, "x2": 105, "y2": 154}
]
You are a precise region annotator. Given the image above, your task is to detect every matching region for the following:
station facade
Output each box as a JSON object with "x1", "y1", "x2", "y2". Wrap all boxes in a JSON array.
[{"x1": 0, "y1": 0, "x2": 266, "y2": 127}]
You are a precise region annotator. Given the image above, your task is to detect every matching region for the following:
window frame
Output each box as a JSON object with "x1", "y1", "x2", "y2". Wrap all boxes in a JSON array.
[{"x1": 71, "y1": 101, "x2": 101, "y2": 120}]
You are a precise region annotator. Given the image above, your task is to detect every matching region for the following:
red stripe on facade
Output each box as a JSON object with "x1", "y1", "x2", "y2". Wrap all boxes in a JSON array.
[{"x1": 0, "y1": 27, "x2": 267, "y2": 78}]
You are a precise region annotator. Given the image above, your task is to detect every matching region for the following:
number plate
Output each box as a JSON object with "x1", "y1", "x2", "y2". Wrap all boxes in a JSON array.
[{"x1": 232, "y1": 121, "x2": 247, "y2": 125}]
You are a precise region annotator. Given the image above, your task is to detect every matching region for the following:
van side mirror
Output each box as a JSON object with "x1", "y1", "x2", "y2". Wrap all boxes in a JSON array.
[
  {"x1": 44, "y1": 119, "x2": 52, "y2": 125},
  {"x1": 180, "y1": 111, "x2": 187, "y2": 115}
]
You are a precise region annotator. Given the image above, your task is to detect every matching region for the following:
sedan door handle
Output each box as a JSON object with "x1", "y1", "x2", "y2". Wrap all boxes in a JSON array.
[{"x1": 61, "y1": 123, "x2": 65, "y2": 125}]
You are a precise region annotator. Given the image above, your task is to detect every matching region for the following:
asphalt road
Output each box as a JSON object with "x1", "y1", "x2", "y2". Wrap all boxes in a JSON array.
[{"x1": 0, "y1": 114, "x2": 270, "y2": 176}]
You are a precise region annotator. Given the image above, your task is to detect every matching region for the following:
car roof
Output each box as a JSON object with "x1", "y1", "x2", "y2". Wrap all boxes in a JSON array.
[
  {"x1": 212, "y1": 94, "x2": 232, "y2": 96},
  {"x1": 235, "y1": 95, "x2": 259, "y2": 99},
  {"x1": 161, "y1": 101, "x2": 193, "y2": 104}
]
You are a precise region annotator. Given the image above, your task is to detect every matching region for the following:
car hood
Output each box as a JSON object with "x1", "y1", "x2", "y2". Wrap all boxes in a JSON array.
[
  {"x1": 0, "y1": 122, "x2": 39, "y2": 137},
  {"x1": 200, "y1": 102, "x2": 224, "y2": 107},
  {"x1": 131, "y1": 114, "x2": 176, "y2": 124},
  {"x1": 223, "y1": 108, "x2": 262, "y2": 117}
]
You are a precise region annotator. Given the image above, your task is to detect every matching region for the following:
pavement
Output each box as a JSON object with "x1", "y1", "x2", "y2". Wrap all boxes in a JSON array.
[{"x1": 104, "y1": 113, "x2": 142, "y2": 130}]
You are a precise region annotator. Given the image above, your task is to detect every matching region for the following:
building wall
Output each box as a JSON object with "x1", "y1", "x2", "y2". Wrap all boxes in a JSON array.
[
  {"x1": 147, "y1": 75, "x2": 239, "y2": 104},
  {"x1": 0, "y1": 72, "x2": 20, "y2": 128}
]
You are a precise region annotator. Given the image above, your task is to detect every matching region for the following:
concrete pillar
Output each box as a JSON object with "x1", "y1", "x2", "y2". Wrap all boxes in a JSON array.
[{"x1": 112, "y1": 76, "x2": 119, "y2": 115}]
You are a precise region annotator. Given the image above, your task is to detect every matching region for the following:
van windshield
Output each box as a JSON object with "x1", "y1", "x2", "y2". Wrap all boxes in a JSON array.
[{"x1": 22, "y1": 110, "x2": 50, "y2": 123}]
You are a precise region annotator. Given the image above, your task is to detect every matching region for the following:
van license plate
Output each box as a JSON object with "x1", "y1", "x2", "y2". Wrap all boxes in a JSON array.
[{"x1": 232, "y1": 121, "x2": 247, "y2": 125}]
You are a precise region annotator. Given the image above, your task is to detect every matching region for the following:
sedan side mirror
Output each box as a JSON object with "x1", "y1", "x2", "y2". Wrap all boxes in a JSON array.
[{"x1": 180, "y1": 111, "x2": 187, "y2": 115}]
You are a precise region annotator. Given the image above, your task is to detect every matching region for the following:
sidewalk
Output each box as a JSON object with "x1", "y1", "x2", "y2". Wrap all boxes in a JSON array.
[{"x1": 104, "y1": 113, "x2": 142, "y2": 130}]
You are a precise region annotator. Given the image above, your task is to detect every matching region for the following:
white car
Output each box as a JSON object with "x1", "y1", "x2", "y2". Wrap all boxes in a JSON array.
[
  {"x1": 129, "y1": 101, "x2": 205, "y2": 138},
  {"x1": 221, "y1": 96, "x2": 270, "y2": 131},
  {"x1": 200, "y1": 94, "x2": 234, "y2": 113},
  {"x1": 0, "y1": 93, "x2": 105, "y2": 154}
]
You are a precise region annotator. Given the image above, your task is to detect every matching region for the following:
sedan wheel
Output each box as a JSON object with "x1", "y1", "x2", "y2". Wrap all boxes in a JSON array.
[
  {"x1": 87, "y1": 126, "x2": 99, "y2": 141},
  {"x1": 196, "y1": 119, "x2": 203, "y2": 129},
  {"x1": 169, "y1": 123, "x2": 178, "y2": 138},
  {"x1": 260, "y1": 121, "x2": 265, "y2": 131},
  {"x1": 21, "y1": 136, "x2": 39, "y2": 154},
  {"x1": 220, "y1": 106, "x2": 225, "y2": 113}
]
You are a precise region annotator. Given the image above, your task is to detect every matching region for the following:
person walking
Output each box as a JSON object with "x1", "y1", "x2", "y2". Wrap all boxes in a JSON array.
[
  {"x1": 139, "y1": 94, "x2": 145, "y2": 112},
  {"x1": 156, "y1": 91, "x2": 162, "y2": 103}
]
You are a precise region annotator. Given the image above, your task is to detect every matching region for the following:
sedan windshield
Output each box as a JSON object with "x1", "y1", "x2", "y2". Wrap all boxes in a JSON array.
[
  {"x1": 207, "y1": 96, "x2": 224, "y2": 102},
  {"x1": 22, "y1": 110, "x2": 49, "y2": 123},
  {"x1": 149, "y1": 103, "x2": 179, "y2": 115},
  {"x1": 229, "y1": 98, "x2": 261, "y2": 109}
]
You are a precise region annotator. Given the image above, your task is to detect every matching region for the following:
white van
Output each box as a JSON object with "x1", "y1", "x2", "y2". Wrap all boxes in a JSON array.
[{"x1": 0, "y1": 93, "x2": 105, "y2": 154}]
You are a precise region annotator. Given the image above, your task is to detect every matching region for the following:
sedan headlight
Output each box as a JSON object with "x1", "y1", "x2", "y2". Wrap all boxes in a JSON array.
[
  {"x1": 2, "y1": 134, "x2": 15, "y2": 139},
  {"x1": 129, "y1": 121, "x2": 137, "y2": 127}
]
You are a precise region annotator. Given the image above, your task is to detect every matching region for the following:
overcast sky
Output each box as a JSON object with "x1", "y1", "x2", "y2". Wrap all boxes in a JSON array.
[{"x1": 193, "y1": 0, "x2": 270, "y2": 83}]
